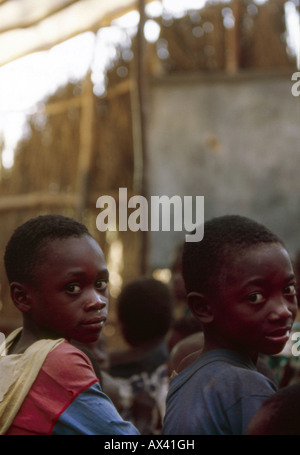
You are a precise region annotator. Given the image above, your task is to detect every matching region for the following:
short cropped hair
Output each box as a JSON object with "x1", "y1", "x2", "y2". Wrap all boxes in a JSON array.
[
  {"x1": 4, "y1": 214, "x2": 91, "y2": 284},
  {"x1": 117, "y1": 277, "x2": 173, "y2": 346},
  {"x1": 182, "y1": 214, "x2": 283, "y2": 295}
]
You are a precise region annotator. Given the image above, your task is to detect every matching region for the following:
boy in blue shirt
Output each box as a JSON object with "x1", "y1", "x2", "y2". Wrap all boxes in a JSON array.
[{"x1": 162, "y1": 215, "x2": 298, "y2": 435}]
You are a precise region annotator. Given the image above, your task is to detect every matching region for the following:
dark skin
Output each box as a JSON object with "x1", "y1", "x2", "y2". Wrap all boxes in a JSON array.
[
  {"x1": 186, "y1": 243, "x2": 298, "y2": 366},
  {"x1": 8, "y1": 235, "x2": 109, "y2": 355}
]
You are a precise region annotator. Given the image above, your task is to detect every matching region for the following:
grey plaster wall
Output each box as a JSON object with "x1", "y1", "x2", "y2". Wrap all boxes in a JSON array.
[{"x1": 147, "y1": 71, "x2": 300, "y2": 269}]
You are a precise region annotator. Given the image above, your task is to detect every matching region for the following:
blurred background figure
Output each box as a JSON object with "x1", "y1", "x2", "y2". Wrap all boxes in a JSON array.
[
  {"x1": 247, "y1": 382, "x2": 300, "y2": 435},
  {"x1": 107, "y1": 277, "x2": 173, "y2": 434},
  {"x1": 169, "y1": 243, "x2": 187, "y2": 315}
]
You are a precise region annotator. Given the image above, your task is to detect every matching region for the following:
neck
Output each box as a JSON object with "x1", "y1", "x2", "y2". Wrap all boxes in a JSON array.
[
  {"x1": 9, "y1": 318, "x2": 62, "y2": 355},
  {"x1": 202, "y1": 329, "x2": 258, "y2": 365},
  {"x1": 8, "y1": 328, "x2": 37, "y2": 355}
]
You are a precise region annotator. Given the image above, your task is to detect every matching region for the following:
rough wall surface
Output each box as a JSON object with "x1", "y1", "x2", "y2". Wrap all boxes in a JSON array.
[{"x1": 148, "y1": 71, "x2": 300, "y2": 269}]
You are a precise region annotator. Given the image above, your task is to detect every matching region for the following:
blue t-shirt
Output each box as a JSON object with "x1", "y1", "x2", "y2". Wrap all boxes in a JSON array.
[{"x1": 162, "y1": 349, "x2": 277, "y2": 435}]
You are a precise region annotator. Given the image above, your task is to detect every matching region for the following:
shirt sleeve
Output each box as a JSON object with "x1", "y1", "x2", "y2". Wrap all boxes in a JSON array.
[{"x1": 52, "y1": 382, "x2": 140, "y2": 435}]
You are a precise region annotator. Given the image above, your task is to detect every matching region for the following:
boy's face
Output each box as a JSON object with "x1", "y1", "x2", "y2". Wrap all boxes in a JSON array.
[
  {"x1": 208, "y1": 243, "x2": 298, "y2": 357},
  {"x1": 24, "y1": 235, "x2": 109, "y2": 344}
]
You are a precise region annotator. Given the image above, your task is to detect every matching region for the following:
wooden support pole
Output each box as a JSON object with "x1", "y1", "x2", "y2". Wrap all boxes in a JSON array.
[
  {"x1": 225, "y1": 0, "x2": 241, "y2": 73},
  {"x1": 134, "y1": 0, "x2": 150, "y2": 275},
  {"x1": 75, "y1": 71, "x2": 95, "y2": 221}
]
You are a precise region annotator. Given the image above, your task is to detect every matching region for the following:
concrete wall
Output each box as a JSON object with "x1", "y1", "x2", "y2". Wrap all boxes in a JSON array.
[{"x1": 147, "y1": 71, "x2": 300, "y2": 269}]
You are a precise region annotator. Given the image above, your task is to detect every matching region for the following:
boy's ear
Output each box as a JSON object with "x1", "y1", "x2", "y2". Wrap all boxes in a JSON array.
[
  {"x1": 10, "y1": 282, "x2": 32, "y2": 313},
  {"x1": 187, "y1": 292, "x2": 214, "y2": 324}
]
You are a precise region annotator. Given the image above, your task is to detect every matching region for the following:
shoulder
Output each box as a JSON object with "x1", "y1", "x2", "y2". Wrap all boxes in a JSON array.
[
  {"x1": 42, "y1": 341, "x2": 97, "y2": 387},
  {"x1": 46, "y1": 340, "x2": 93, "y2": 365},
  {"x1": 51, "y1": 340, "x2": 89, "y2": 357},
  {"x1": 179, "y1": 350, "x2": 277, "y2": 393},
  {"x1": 207, "y1": 358, "x2": 277, "y2": 399}
]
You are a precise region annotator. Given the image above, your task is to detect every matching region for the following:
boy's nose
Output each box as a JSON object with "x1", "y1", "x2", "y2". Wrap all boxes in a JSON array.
[
  {"x1": 269, "y1": 296, "x2": 295, "y2": 321},
  {"x1": 84, "y1": 290, "x2": 107, "y2": 311}
]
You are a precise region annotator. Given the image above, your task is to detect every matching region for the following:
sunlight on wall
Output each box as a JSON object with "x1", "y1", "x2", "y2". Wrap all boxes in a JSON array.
[
  {"x1": 285, "y1": 1, "x2": 300, "y2": 67},
  {"x1": 0, "y1": 0, "x2": 299, "y2": 170},
  {"x1": 0, "y1": 32, "x2": 95, "y2": 169},
  {"x1": 152, "y1": 268, "x2": 172, "y2": 283},
  {"x1": 106, "y1": 234, "x2": 124, "y2": 299}
]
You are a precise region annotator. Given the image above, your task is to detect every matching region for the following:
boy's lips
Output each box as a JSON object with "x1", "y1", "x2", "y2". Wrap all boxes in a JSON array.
[
  {"x1": 81, "y1": 316, "x2": 106, "y2": 328},
  {"x1": 264, "y1": 327, "x2": 291, "y2": 344}
]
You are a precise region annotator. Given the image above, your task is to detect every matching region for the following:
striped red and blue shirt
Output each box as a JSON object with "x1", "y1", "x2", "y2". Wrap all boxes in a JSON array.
[{"x1": 6, "y1": 341, "x2": 139, "y2": 435}]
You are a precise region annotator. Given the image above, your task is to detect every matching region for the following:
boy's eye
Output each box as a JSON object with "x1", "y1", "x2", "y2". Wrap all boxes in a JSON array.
[
  {"x1": 66, "y1": 284, "x2": 81, "y2": 294},
  {"x1": 248, "y1": 292, "x2": 265, "y2": 304},
  {"x1": 95, "y1": 280, "x2": 108, "y2": 291},
  {"x1": 284, "y1": 284, "x2": 297, "y2": 296}
]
